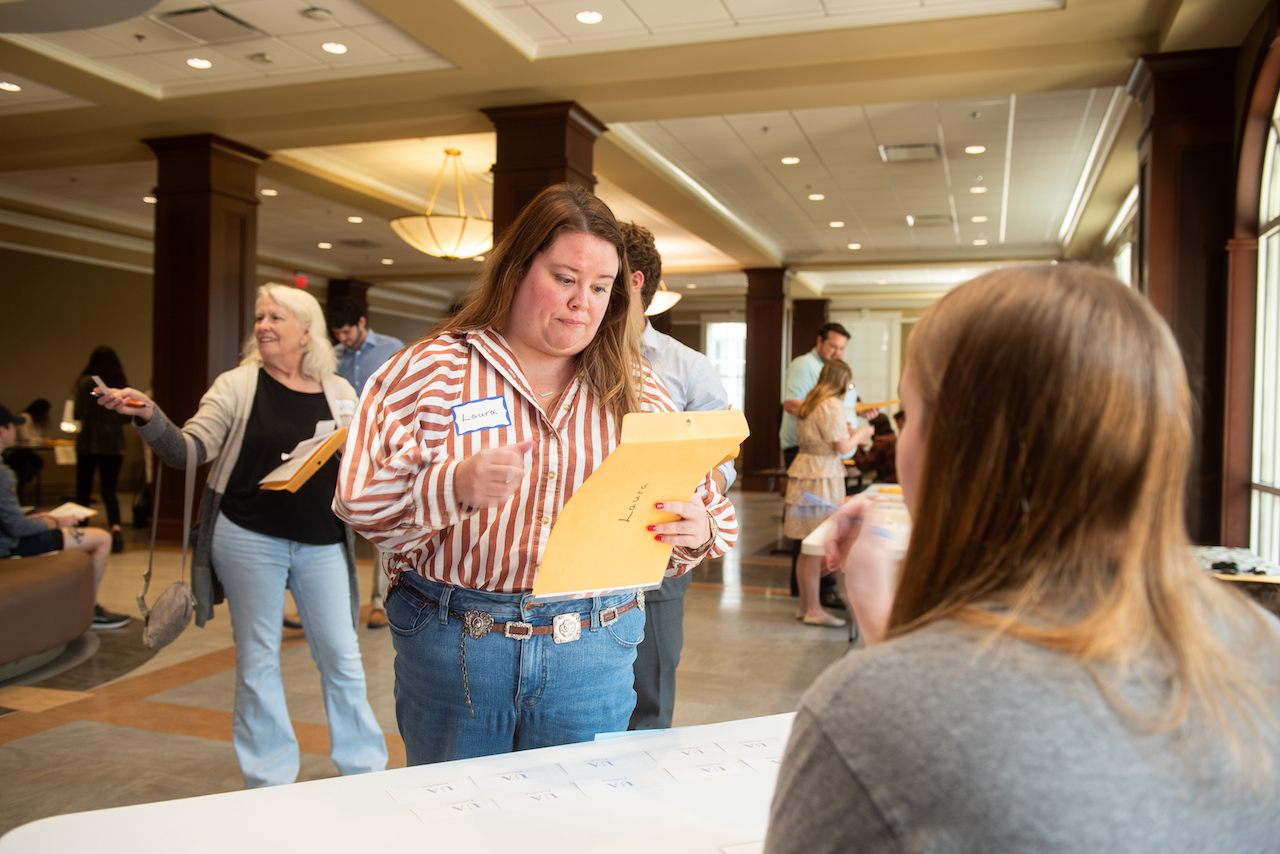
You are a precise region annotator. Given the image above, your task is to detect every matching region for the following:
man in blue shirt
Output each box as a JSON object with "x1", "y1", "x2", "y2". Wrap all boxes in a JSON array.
[
  {"x1": 328, "y1": 298, "x2": 404, "y2": 629},
  {"x1": 621, "y1": 222, "x2": 736, "y2": 730},
  {"x1": 779, "y1": 323, "x2": 853, "y2": 470}
]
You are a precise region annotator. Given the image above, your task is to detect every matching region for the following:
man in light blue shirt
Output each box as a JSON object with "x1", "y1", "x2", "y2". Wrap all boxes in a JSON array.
[
  {"x1": 779, "y1": 323, "x2": 854, "y2": 470},
  {"x1": 328, "y1": 297, "x2": 404, "y2": 628},
  {"x1": 622, "y1": 222, "x2": 736, "y2": 730},
  {"x1": 329, "y1": 299, "x2": 406, "y2": 398}
]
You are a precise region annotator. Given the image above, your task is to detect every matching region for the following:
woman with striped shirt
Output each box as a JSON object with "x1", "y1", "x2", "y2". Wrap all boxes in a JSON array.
[{"x1": 334, "y1": 184, "x2": 738, "y2": 764}]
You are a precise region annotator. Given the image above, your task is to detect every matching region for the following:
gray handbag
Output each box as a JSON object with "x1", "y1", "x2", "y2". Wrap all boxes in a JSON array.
[{"x1": 137, "y1": 434, "x2": 197, "y2": 651}]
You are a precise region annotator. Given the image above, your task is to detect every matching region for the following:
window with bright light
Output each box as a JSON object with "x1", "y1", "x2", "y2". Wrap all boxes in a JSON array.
[
  {"x1": 705, "y1": 322, "x2": 746, "y2": 412},
  {"x1": 1113, "y1": 242, "x2": 1133, "y2": 286},
  {"x1": 1251, "y1": 94, "x2": 1280, "y2": 560}
]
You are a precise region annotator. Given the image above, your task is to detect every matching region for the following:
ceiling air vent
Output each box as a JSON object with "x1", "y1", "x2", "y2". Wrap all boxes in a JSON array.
[
  {"x1": 878, "y1": 144, "x2": 940, "y2": 163},
  {"x1": 338, "y1": 239, "x2": 382, "y2": 249},
  {"x1": 154, "y1": 6, "x2": 263, "y2": 44},
  {"x1": 905, "y1": 214, "x2": 952, "y2": 228}
]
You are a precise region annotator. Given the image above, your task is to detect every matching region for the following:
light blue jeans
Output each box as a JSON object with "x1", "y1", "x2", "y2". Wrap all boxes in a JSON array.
[
  {"x1": 211, "y1": 512, "x2": 387, "y2": 787},
  {"x1": 387, "y1": 572, "x2": 644, "y2": 765}
]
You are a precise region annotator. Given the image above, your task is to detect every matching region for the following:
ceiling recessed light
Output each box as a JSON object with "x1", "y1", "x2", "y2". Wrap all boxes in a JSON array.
[
  {"x1": 576, "y1": 11, "x2": 603, "y2": 23},
  {"x1": 260, "y1": 188, "x2": 278, "y2": 197},
  {"x1": 969, "y1": 186, "x2": 988, "y2": 194},
  {"x1": 0, "y1": 82, "x2": 21, "y2": 92},
  {"x1": 808, "y1": 193, "x2": 825, "y2": 201},
  {"x1": 318, "y1": 242, "x2": 332, "y2": 249},
  {"x1": 686, "y1": 283, "x2": 697, "y2": 289},
  {"x1": 780, "y1": 156, "x2": 800, "y2": 165},
  {"x1": 973, "y1": 238, "x2": 989, "y2": 246},
  {"x1": 971, "y1": 215, "x2": 988, "y2": 223},
  {"x1": 186, "y1": 57, "x2": 212, "y2": 69},
  {"x1": 380, "y1": 258, "x2": 394, "y2": 265},
  {"x1": 143, "y1": 195, "x2": 157, "y2": 204},
  {"x1": 965, "y1": 145, "x2": 986, "y2": 154},
  {"x1": 347, "y1": 216, "x2": 363, "y2": 223},
  {"x1": 322, "y1": 42, "x2": 347, "y2": 54},
  {"x1": 829, "y1": 221, "x2": 844, "y2": 228},
  {"x1": 847, "y1": 243, "x2": 861, "y2": 250}
]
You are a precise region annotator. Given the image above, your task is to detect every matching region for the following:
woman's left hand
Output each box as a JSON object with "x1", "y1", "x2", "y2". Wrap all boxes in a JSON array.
[{"x1": 649, "y1": 494, "x2": 712, "y2": 550}]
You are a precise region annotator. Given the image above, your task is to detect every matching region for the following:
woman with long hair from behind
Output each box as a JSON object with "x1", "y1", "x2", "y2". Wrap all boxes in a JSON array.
[
  {"x1": 784, "y1": 359, "x2": 870, "y2": 626},
  {"x1": 74, "y1": 346, "x2": 131, "y2": 552},
  {"x1": 767, "y1": 264, "x2": 1280, "y2": 852}
]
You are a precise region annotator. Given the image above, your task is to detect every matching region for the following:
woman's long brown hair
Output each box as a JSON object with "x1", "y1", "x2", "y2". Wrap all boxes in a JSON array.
[
  {"x1": 796, "y1": 359, "x2": 852, "y2": 419},
  {"x1": 422, "y1": 183, "x2": 641, "y2": 431},
  {"x1": 895, "y1": 264, "x2": 1277, "y2": 777}
]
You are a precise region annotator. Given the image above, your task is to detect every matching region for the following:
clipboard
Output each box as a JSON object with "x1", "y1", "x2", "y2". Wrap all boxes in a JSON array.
[
  {"x1": 855, "y1": 398, "x2": 899, "y2": 414},
  {"x1": 259, "y1": 428, "x2": 347, "y2": 493},
  {"x1": 531, "y1": 410, "x2": 750, "y2": 601}
]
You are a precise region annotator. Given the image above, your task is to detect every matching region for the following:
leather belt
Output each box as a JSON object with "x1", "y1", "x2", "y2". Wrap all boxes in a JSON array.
[{"x1": 464, "y1": 590, "x2": 645, "y2": 644}]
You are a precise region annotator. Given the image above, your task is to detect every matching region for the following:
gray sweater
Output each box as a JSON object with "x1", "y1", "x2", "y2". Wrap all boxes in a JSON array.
[
  {"x1": 766, "y1": 613, "x2": 1280, "y2": 854},
  {"x1": 0, "y1": 460, "x2": 49, "y2": 557}
]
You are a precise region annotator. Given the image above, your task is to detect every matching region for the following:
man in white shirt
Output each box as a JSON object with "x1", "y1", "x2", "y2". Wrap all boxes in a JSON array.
[{"x1": 621, "y1": 222, "x2": 736, "y2": 730}]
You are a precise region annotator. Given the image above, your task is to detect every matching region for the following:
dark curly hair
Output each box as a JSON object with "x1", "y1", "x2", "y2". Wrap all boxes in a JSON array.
[{"x1": 619, "y1": 221, "x2": 662, "y2": 310}]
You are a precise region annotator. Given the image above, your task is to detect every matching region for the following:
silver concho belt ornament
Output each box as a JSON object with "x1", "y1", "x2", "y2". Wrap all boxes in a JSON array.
[
  {"x1": 552, "y1": 613, "x2": 581, "y2": 644},
  {"x1": 464, "y1": 609, "x2": 494, "y2": 640}
]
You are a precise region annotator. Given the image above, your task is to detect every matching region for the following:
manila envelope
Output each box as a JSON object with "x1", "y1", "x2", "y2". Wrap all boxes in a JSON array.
[{"x1": 531, "y1": 410, "x2": 749, "y2": 600}]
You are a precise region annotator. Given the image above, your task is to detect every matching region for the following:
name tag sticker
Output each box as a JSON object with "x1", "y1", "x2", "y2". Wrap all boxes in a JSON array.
[
  {"x1": 334, "y1": 399, "x2": 356, "y2": 417},
  {"x1": 452, "y1": 396, "x2": 512, "y2": 435}
]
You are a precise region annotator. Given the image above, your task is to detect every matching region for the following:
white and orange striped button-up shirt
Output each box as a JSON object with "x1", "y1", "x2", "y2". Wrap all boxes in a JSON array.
[{"x1": 333, "y1": 329, "x2": 738, "y2": 592}]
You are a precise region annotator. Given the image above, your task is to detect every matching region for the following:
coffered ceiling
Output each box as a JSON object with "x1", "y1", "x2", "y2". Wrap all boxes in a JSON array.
[{"x1": 0, "y1": 0, "x2": 1266, "y2": 320}]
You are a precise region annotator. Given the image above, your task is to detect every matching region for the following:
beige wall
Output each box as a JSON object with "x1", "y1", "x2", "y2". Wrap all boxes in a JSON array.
[{"x1": 3, "y1": 248, "x2": 152, "y2": 496}]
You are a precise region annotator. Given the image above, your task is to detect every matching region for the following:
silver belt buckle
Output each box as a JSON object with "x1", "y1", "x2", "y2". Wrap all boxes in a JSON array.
[
  {"x1": 599, "y1": 607, "x2": 619, "y2": 627},
  {"x1": 464, "y1": 610, "x2": 494, "y2": 640},
  {"x1": 504, "y1": 620, "x2": 533, "y2": 640},
  {"x1": 552, "y1": 613, "x2": 581, "y2": 644},
  {"x1": 636, "y1": 589, "x2": 645, "y2": 612}
]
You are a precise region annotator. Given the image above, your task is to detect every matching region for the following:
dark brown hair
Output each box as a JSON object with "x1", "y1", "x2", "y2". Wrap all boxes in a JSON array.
[{"x1": 427, "y1": 184, "x2": 641, "y2": 429}]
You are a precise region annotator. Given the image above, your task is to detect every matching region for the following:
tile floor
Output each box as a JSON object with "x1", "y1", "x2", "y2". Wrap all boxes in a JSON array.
[{"x1": 0, "y1": 489, "x2": 854, "y2": 837}]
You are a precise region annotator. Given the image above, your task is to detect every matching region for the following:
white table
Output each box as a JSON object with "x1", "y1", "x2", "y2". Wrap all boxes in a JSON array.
[{"x1": 0, "y1": 713, "x2": 794, "y2": 854}]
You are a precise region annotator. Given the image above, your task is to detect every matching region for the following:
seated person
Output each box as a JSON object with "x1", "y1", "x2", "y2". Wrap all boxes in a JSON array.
[
  {"x1": 1, "y1": 398, "x2": 49, "y2": 489},
  {"x1": 852, "y1": 413, "x2": 897, "y2": 483},
  {"x1": 0, "y1": 404, "x2": 128, "y2": 629}
]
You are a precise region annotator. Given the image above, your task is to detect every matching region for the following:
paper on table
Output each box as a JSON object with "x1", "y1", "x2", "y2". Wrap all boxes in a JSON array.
[
  {"x1": 473, "y1": 765, "x2": 565, "y2": 790},
  {"x1": 647, "y1": 743, "x2": 727, "y2": 767},
  {"x1": 666, "y1": 760, "x2": 748, "y2": 782},
  {"x1": 531, "y1": 410, "x2": 749, "y2": 600},
  {"x1": 574, "y1": 771, "x2": 668, "y2": 797},
  {"x1": 47, "y1": 502, "x2": 96, "y2": 521},
  {"x1": 741, "y1": 755, "x2": 785, "y2": 773},
  {"x1": 717, "y1": 737, "x2": 784, "y2": 756},
  {"x1": 721, "y1": 842, "x2": 765, "y2": 854},
  {"x1": 411, "y1": 796, "x2": 498, "y2": 824},
  {"x1": 491, "y1": 784, "x2": 584, "y2": 811},
  {"x1": 386, "y1": 777, "x2": 477, "y2": 805}
]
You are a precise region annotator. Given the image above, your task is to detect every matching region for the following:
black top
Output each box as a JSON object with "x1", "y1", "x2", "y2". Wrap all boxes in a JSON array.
[{"x1": 219, "y1": 369, "x2": 344, "y2": 545}]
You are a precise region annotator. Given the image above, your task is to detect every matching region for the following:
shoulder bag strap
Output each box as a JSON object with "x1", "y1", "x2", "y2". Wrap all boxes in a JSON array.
[{"x1": 136, "y1": 433, "x2": 199, "y2": 619}]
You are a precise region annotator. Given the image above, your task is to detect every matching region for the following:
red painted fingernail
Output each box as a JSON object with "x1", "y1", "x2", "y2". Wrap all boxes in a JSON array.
[
  {"x1": 655, "y1": 502, "x2": 664, "y2": 509},
  {"x1": 646, "y1": 525, "x2": 656, "y2": 532},
  {"x1": 654, "y1": 535, "x2": 663, "y2": 542}
]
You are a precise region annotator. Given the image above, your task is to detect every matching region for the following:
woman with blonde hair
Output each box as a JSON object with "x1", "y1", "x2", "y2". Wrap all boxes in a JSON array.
[
  {"x1": 766, "y1": 264, "x2": 1280, "y2": 851},
  {"x1": 334, "y1": 183, "x2": 738, "y2": 764},
  {"x1": 784, "y1": 358, "x2": 870, "y2": 626},
  {"x1": 98, "y1": 283, "x2": 386, "y2": 788}
]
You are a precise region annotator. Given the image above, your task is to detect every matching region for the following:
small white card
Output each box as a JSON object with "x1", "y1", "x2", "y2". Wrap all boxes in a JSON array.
[
  {"x1": 574, "y1": 771, "x2": 668, "y2": 797},
  {"x1": 411, "y1": 796, "x2": 498, "y2": 824},
  {"x1": 474, "y1": 765, "x2": 562, "y2": 790},
  {"x1": 717, "y1": 737, "x2": 784, "y2": 756},
  {"x1": 452, "y1": 396, "x2": 512, "y2": 435},
  {"x1": 666, "y1": 760, "x2": 746, "y2": 782},
  {"x1": 491, "y1": 784, "x2": 583, "y2": 811},
  {"x1": 559, "y1": 752, "x2": 649, "y2": 778},
  {"x1": 648, "y1": 744, "x2": 726, "y2": 767},
  {"x1": 386, "y1": 778, "x2": 476, "y2": 805},
  {"x1": 742, "y1": 755, "x2": 785, "y2": 773},
  {"x1": 721, "y1": 842, "x2": 764, "y2": 854}
]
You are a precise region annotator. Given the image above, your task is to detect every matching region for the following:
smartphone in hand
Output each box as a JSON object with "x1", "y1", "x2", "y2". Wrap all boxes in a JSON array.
[{"x1": 91, "y1": 375, "x2": 146, "y2": 409}]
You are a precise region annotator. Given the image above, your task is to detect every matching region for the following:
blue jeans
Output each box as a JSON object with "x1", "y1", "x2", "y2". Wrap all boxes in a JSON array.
[
  {"x1": 387, "y1": 572, "x2": 644, "y2": 765},
  {"x1": 211, "y1": 513, "x2": 387, "y2": 787}
]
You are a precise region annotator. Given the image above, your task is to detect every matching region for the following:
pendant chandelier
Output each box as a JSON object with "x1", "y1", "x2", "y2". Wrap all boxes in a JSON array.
[
  {"x1": 390, "y1": 148, "x2": 493, "y2": 260},
  {"x1": 645, "y1": 280, "x2": 682, "y2": 316}
]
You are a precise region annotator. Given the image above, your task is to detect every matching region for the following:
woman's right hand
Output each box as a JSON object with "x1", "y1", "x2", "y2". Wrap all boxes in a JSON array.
[
  {"x1": 823, "y1": 495, "x2": 901, "y2": 645},
  {"x1": 95, "y1": 386, "x2": 155, "y2": 423},
  {"x1": 455, "y1": 439, "x2": 536, "y2": 507}
]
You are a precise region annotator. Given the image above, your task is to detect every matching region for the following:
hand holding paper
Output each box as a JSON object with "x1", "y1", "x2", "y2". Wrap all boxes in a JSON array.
[
  {"x1": 648, "y1": 494, "x2": 712, "y2": 550},
  {"x1": 456, "y1": 439, "x2": 535, "y2": 507}
]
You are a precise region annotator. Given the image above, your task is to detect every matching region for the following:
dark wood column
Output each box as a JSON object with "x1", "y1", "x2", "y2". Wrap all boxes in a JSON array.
[
  {"x1": 143, "y1": 133, "x2": 268, "y2": 539},
  {"x1": 481, "y1": 102, "x2": 607, "y2": 236},
  {"x1": 1223, "y1": 28, "x2": 1280, "y2": 546},
  {"x1": 741, "y1": 268, "x2": 791, "y2": 491},
  {"x1": 1127, "y1": 50, "x2": 1236, "y2": 544},
  {"x1": 791, "y1": 299, "x2": 829, "y2": 359}
]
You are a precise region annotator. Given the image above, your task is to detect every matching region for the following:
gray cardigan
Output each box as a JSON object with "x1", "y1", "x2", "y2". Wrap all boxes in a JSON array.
[{"x1": 136, "y1": 364, "x2": 360, "y2": 627}]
